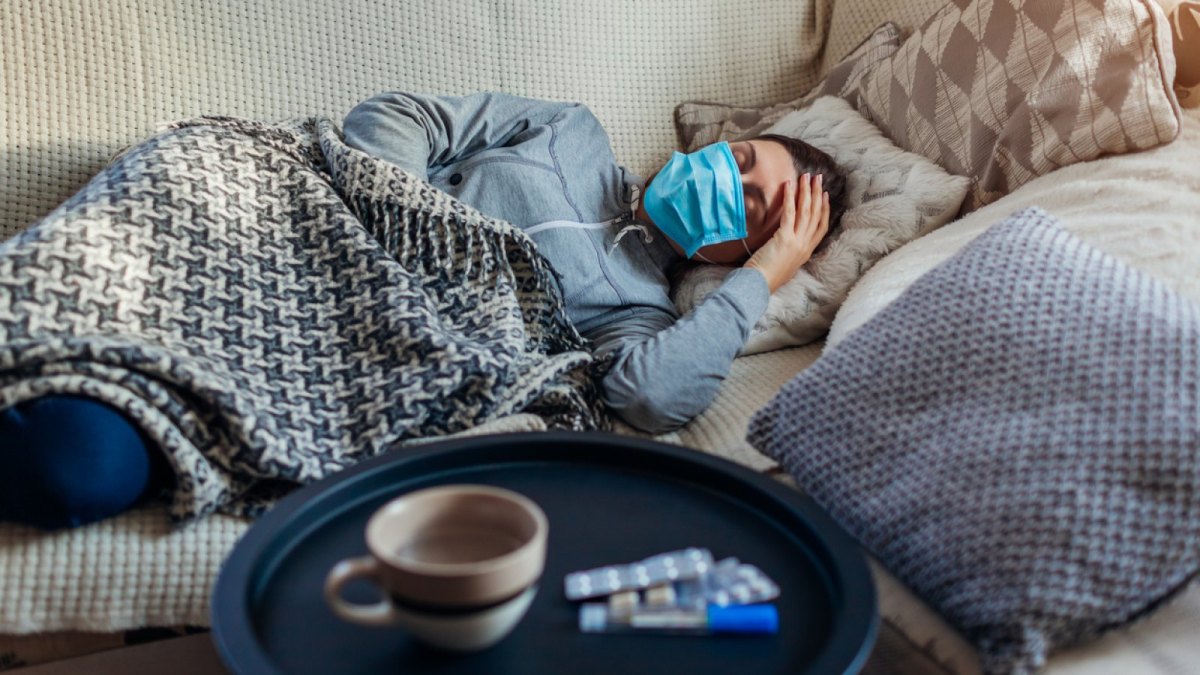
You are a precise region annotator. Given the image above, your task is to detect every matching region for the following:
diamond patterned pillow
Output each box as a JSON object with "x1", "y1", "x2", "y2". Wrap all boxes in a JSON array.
[
  {"x1": 855, "y1": 0, "x2": 1183, "y2": 215},
  {"x1": 673, "y1": 21, "x2": 904, "y2": 152}
]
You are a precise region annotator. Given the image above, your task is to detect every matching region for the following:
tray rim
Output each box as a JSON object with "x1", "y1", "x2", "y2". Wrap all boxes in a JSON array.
[{"x1": 211, "y1": 430, "x2": 879, "y2": 674}]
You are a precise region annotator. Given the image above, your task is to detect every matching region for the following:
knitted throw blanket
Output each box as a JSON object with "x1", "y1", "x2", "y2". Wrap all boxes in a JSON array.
[
  {"x1": 747, "y1": 207, "x2": 1200, "y2": 674},
  {"x1": 0, "y1": 116, "x2": 610, "y2": 526}
]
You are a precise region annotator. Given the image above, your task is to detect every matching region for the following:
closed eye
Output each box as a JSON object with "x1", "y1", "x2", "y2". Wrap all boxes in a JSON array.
[
  {"x1": 744, "y1": 183, "x2": 767, "y2": 230},
  {"x1": 734, "y1": 146, "x2": 767, "y2": 229}
]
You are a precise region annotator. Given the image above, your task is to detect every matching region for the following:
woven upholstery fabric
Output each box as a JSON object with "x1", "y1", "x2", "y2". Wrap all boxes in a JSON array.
[
  {"x1": 856, "y1": 0, "x2": 1183, "y2": 214},
  {"x1": 673, "y1": 22, "x2": 904, "y2": 152},
  {"x1": 0, "y1": 0, "x2": 834, "y2": 240},
  {"x1": 0, "y1": 507, "x2": 244, "y2": 633},
  {"x1": 749, "y1": 206, "x2": 1200, "y2": 674}
]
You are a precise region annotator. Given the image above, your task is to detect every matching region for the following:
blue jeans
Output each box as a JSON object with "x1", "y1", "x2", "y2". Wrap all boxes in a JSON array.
[{"x1": 0, "y1": 395, "x2": 170, "y2": 530}]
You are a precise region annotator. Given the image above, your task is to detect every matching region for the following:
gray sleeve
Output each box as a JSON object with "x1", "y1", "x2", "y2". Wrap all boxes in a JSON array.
[
  {"x1": 342, "y1": 90, "x2": 583, "y2": 180},
  {"x1": 587, "y1": 267, "x2": 771, "y2": 435}
]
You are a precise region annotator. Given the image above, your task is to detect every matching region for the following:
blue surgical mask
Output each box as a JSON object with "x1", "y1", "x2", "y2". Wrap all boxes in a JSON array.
[{"x1": 642, "y1": 141, "x2": 748, "y2": 261}]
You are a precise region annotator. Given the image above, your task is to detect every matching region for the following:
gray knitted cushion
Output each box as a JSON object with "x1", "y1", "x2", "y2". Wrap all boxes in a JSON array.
[{"x1": 747, "y1": 206, "x2": 1200, "y2": 675}]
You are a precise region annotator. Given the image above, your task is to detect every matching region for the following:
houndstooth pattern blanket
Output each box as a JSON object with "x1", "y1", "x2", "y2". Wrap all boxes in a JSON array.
[{"x1": 0, "y1": 116, "x2": 611, "y2": 526}]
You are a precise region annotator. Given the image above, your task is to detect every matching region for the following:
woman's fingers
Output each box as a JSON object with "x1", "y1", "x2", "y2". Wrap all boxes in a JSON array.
[
  {"x1": 798, "y1": 173, "x2": 812, "y2": 234},
  {"x1": 811, "y1": 174, "x2": 825, "y2": 224},
  {"x1": 800, "y1": 173, "x2": 819, "y2": 231},
  {"x1": 782, "y1": 177, "x2": 796, "y2": 234},
  {"x1": 797, "y1": 174, "x2": 830, "y2": 252}
]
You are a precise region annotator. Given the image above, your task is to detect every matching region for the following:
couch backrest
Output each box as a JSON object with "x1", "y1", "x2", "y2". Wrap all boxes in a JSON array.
[{"x1": 1, "y1": 0, "x2": 835, "y2": 239}]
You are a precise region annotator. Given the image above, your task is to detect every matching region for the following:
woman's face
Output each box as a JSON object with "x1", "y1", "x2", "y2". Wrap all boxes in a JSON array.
[{"x1": 641, "y1": 139, "x2": 798, "y2": 264}]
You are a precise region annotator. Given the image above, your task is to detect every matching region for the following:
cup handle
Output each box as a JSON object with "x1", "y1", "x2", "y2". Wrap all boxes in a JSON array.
[{"x1": 324, "y1": 556, "x2": 400, "y2": 627}]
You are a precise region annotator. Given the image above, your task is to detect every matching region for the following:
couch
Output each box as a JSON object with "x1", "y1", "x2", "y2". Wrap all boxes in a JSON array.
[{"x1": 1, "y1": 0, "x2": 1197, "y2": 672}]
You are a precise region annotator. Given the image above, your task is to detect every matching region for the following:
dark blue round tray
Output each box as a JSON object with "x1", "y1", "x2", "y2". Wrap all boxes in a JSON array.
[{"x1": 211, "y1": 431, "x2": 877, "y2": 674}]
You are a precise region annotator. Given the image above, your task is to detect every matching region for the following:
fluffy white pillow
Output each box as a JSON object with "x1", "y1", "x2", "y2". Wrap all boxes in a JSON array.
[{"x1": 670, "y1": 95, "x2": 970, "y2": 355}]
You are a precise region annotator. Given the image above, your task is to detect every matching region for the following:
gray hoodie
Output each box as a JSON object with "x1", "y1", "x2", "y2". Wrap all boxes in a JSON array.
[{"x1": 343, "y1": 90, "x2": 769, "y2": 434}]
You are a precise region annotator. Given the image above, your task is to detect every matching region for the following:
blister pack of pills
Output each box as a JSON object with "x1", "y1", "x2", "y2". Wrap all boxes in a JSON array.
[
  {"x1": 701, "y1": 557, "x2": 780, "y2": 607},
  {"x1": 564, "y1": 548, "x2": 714, "y2": 601},
  {"x1": 563, "y1": 547, "x2": 779, "y2": 606}
]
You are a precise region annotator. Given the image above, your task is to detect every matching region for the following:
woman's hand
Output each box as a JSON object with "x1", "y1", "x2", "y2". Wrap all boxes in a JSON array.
[{"x1": 743, "y1": 172, "x2": 830, "y2": 293}]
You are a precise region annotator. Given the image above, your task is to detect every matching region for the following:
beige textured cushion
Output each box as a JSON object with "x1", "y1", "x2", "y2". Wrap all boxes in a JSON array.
[
  {"x1": 855, "y1": 0, "x2": 1183, "y2": 214},
  {"x1": 673, "y1": 22, "x2": 904, "y2": 153}
]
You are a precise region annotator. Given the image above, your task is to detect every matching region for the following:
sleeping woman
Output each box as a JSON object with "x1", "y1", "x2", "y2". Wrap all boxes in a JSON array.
[{"x1": 0, "y1": 90, "x2": 847, "y2": 530}]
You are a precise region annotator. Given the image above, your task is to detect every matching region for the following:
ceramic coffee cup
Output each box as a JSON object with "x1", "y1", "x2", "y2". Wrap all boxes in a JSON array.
[{"x1": 324, "y1": 484, "x2": 548, "y2": 651}]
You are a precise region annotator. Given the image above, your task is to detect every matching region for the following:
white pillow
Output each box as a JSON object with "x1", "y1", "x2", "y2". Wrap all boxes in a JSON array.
[{"x1": 670, "y1": 95, "x2": 970, "y2": 355}]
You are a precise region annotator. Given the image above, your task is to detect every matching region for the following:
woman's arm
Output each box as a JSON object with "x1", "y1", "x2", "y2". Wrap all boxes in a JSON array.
[
  {"x1": 587, "y1": 267, "x2": 771, "y2": 435},
  {"x1": 342, "y1": 90, "x2": 585, "y2": 180}
]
